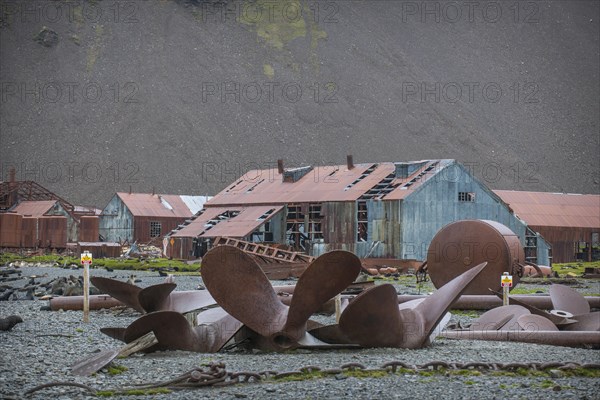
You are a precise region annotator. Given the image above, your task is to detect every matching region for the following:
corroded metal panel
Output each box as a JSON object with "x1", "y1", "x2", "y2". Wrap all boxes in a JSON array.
[
  {"x1": 494, "y1": 190, "x2": 600, "y2": 228},
  {"x1": 21, "y1": 217, "x2": 37, "y2": 247},
  {"x1": 99, "y1": 194, "x2": 134, "y2": 242},
  {"x1": 79, "y1": 216, "x2": 100, "y2": 242},
  {"x1": 0, "y1": 213, "x2": 22, "y2": 247},
  {"x1": 38, "y1": 216, "x2": 67, "y2": 248}
]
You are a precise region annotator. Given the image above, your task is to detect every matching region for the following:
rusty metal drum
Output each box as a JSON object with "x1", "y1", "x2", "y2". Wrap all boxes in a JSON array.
[{"x1": 426, "y1": 220, "x2": 524, "y2": 295}]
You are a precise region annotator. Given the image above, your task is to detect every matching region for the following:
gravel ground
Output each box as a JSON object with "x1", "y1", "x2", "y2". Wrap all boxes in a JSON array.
[{"x1": 1, "y1": 266, "x2": 598, "y2": 400}]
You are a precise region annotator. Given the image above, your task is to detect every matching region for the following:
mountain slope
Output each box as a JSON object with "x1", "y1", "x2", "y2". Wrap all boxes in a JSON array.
[{"x1": 1, "y1": 0, "x2": 598, "y2": 207}]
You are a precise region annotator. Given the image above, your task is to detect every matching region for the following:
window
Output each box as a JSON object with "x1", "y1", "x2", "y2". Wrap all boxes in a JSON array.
[
  {"x1": 458, "y1": 192, "x2": 476, "y2": 202},
  {"x1": 150, "y1": 221, "x2": 162, "y2": 237}
]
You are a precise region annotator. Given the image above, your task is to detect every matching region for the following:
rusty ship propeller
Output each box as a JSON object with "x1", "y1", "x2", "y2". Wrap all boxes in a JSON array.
[
  {"x1": 336, "y1": 262, "x2": 489, "y2": 348},
  {"x1": 201, "y1": 245, "x2": 362, "y2": 350}
]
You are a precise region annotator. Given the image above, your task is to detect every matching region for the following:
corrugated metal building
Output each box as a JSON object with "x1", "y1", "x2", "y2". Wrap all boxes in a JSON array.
[
  {"x1": 1, "y1": 200, "x2": 70, "y2": 248},
  {"x1": 166, "y1": 159, "x2": 552, "y2": 265},
  {"x1": 99, "y1": 192, "x2": 210, "y2": 245},
  {"x1": 494, "y1": 190, "x2": 600, "y2": 263}
]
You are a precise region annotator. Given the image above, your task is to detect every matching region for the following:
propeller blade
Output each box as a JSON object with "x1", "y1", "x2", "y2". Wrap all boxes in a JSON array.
[
  {"x1": 340, "y1": 262, "x2": 489, "y2": 348},
  {"x1": 490, "y1": 289, "x2": 574, "y2": 327},
  {"x1": 284, "y1": 251, "x2": 361, "y2": 341},
  {"x1": 90, "y1": 277, "x2": 143, "y2": 313},
  {"x1": 517, "y1": 314, "x2": 558, "y2": 331},
  {"x1": 137, "y1": 283, "x2": 177, "y2": 312},
  {"x1": 123, "y1": 311, "x2": 198, "y2": 351},
  {"x1": 415, "y1": 262, "x2": 489, "y2": 337},
  {"x1": 168, "y1": 291, "x2": 217, "y2": 314},
  {"x1": 72, "y1": 348, "x2": 120, "y2": 376},
  {"x1": 470, "y1": 305, "x2": 530, "y2": 331},
  {"x1": 563, "y1": 311, "x2": 600, "y2": 332},
  {"x1": 339, "y1": 284, "x2": 402, "y2": 347},
  {"x1": 202, "y1": 245, "x2": 287, "y2": 337},
  {"x1": 549, "y1": 284, "x2": 590, "y2": 316},
  {"x1": 308, "y1": 324, "x2": 354, "y2": 344},
  {"x1": 100, "y1": 327, "x2": 127, "y2": 342},
  {"x1": 194, "y1": 307, "x2": 244, "y2": 352}
]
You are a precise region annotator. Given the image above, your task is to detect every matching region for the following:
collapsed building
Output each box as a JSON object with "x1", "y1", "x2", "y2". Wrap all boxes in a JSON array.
[{"x1": 165, "y1": 158, "x2": 553, "y2": 265}]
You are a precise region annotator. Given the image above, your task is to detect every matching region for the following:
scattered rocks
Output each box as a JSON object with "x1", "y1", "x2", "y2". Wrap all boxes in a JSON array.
[{"x1": 34, "y1": 27, "x2": 59, "y2": 47}]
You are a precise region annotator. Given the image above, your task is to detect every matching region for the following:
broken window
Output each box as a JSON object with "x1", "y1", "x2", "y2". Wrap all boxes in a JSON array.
[
  {"x1": 150, "y1": 221, "x2": 161, "y2": 237},
  {"x1": 458, "y1": 192, "x2": 476, "y2": 202},
  {"x1": 357, "y1": 200, "x2": 368, "y2": 241}
]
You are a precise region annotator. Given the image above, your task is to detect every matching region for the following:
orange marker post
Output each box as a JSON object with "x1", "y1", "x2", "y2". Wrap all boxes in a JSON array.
[
  {"x1": 501, "y1": 272, "x2": 513, "y2": 306},
  {"x1": 80, "y1": 251, "x2": 93, "y2": 322}
]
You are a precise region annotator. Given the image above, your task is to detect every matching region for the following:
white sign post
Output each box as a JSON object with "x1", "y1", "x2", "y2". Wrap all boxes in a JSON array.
[
  {"x1": 80, "y1": 251, "x2": 93, "y2": 323},
  {"x1": 501, "y1": 272, "x2": 513, "y2": 306}
]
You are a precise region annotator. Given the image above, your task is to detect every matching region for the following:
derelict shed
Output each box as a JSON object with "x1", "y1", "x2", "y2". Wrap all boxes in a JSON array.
[
  {"x1": 0, "y1": 176, "x2": 100, "y2": 244},
  {"x1": 1, "y1": 200, "x2": 69, "y2": 248},
  {"x1": 166, "y1": 158, "x2": 551, "y2": 265},
  {"x1": 494, "y1": 190, "x2": 600, "y2": 263},
  {"x1": 99, "y1": 193, "x2": 210, "y2": 245}
]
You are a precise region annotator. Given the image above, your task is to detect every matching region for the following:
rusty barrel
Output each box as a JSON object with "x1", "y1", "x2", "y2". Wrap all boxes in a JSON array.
[{"x1": 427, "y1": 220, "x2": 524, "y2": 295}]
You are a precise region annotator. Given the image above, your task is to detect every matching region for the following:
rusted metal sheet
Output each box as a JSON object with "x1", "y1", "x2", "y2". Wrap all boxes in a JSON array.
[
  {"x1": 38, "y1": 216, "x2": 67, "y2": 248},
  {"x1": 78, "y1": 242, "x2": 122, "y2": 258},
  {"x1": 21, "y1": 217, "x2": 37, "y2": 247},
  {"x1": 205, "y1": 161, "x2": 452, "y2": 207},
  {"x1": 493, "y1": 190, "x2": 600, "y2": 228},
  {"x1": 79, "y1": 216, "x2": 99, "y2": 242},
  {"x1": 532, "y1": 226, "x2": 595, "y2": 263},
  {"x1": 0, "y1": 212, "x2": 22, "y2": 247},
  {"x1": 427, "y1": 220, "x2": 524, "y2": 295},
  {"x1": 115, "y1": 193, "x2": 200, "y2": 218},
  {"x1": 199, "y1": 205, "x2": 284, "y2": 238},
  {"x1": 11, "y1": 200, "x2": 57, "y2": 217}
]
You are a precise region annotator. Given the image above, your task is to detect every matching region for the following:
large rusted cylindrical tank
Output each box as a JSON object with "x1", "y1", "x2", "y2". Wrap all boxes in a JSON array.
[
  {"x1": 0, "y1": 213, "x2": 23, "y2": 247},
  {"x1": 426, "y1": 220, "x2": 524, "y2": 295},
  {"x1": 79, "y1": 216, "x2": 100, "y2": 242}
]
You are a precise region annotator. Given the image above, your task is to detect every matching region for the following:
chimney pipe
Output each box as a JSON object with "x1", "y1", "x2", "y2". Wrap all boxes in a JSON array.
[
  {"x1": 9, "y1": 167, "x2": 16, "y2": 183},
  {"x1": 152, "y1": 187, "x2": 155, "y2": 196},
  {"x1": 277, "y1": 159, "x2": 284, "y2": 174},
  {"x1": 129, "y1": 185, "x2": 132, "y2": 194},
  {"x1": 347, "y1": 155, "x2": 354, "y2": 170}
]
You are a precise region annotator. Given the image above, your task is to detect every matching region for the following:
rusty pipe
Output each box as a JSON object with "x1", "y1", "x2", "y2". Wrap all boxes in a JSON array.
[
  {"x1": 49, "y1": 295, "x2": 122, "y2": 311},
  {"x1": 397, "y1": 295, "x2": 600, "y2": 310},
  {"x1": 440, "y1": 330, "x2": 600, "y2": 348},
  {"x1": 49, "y1": 286, "x2": 297, "y2": 312}
]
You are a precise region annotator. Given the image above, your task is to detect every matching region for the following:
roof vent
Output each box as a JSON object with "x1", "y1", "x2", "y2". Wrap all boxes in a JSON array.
[
  {"x1": 283, "y1": 166, "x2": 313, "y2": 183},
  {"x1": 394, "y1": 161, "x2": 427, "y2": 178}
]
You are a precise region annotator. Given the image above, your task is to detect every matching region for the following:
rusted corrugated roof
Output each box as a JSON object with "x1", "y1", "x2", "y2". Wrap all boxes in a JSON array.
[
  {"x1": 205, "y1": 160, "x2": 452, "y2": 206},
  {"x1": 116, "y1": 193, "x2": 206, "y2": 218},
  {"x1": 170, "y1": 207, "x2": 231, "y2": 237},
  {"x1": 171, "y1": 205, "x2": 283, "y2": 238},
  {"x1": 11, "y1": 200, "x2": 58, "y2": 217},
  {"x1": 200, "y1": 205, "x2": 284, "y2": 238},
  {"x1": 494, "y1": 190, "x2": 600, "y2": 229}
]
